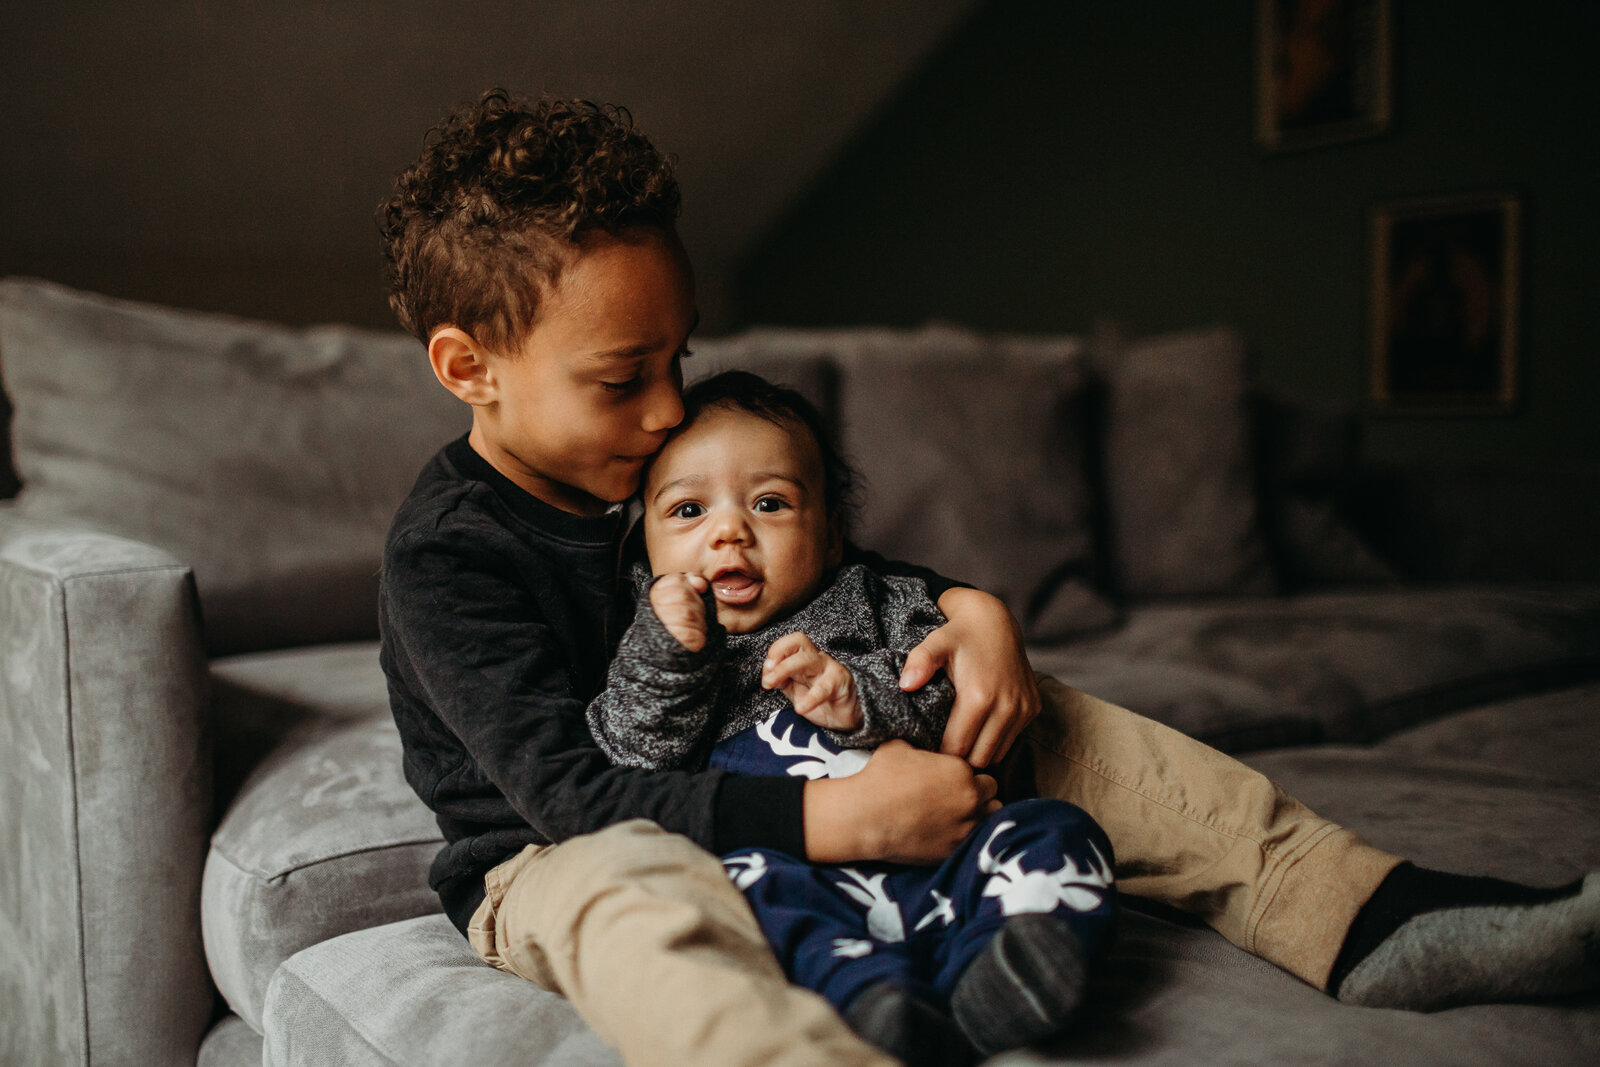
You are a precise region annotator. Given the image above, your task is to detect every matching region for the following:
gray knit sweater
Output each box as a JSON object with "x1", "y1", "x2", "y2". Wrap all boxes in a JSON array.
[{"x1": 587, "y1": 563, "x2": 955, "y2": 771}]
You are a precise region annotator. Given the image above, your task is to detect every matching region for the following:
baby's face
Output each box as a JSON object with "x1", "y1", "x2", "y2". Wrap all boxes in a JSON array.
[{"x1": 643, "y1": 406, "x2": 835, "y2": 633}]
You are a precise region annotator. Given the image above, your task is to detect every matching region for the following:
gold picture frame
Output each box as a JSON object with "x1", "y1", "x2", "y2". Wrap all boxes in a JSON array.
[
  {"x1": 1258, "y1": 0, "x2": 1393, "y2": 152},
  {"x1": 1369, "y1": 192, "x2": 1522, "y2": 414}
]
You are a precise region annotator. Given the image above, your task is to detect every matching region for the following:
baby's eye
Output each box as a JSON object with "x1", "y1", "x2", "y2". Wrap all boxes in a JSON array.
[
  {"x1": 670, "y1": 501, "x2": 705, "y2": 519},
  {"x1": 601, "y1": 377, "x2": 641, "y2": 395},
  {"x1": 753, "y1": 496, "x2": 789, "y2": 513}
]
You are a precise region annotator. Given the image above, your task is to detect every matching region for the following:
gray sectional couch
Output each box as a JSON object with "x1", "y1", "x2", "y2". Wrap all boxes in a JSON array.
[{"x1": 2, "y1": 277, "x2": 1596, "y2": 1066}]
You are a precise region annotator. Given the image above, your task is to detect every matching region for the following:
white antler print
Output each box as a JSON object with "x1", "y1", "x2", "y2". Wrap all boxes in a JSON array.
[
  {"x1": 977, "y1": 821, "x2": 1113, "y2": 916},
  {"x1": 834, "y1": 868, "x2": 906, "y2": 942},
  {"x1": 756, "y1": 712, "x2": 870, "y2": 779},
  {"x1": 722, "y1": 852, "x2": 769, "y2": 890}
]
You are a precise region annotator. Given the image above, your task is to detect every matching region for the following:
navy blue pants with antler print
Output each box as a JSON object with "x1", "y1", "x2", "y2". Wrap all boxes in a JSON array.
[{"x1": 712, "y1": 709, "x2": 1118, "y2": 1012}]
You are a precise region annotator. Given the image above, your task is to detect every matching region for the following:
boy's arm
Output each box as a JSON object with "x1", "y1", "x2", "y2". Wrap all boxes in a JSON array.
[
  {"x1": 385, "y1": 529, "x2": 804, "y2": 856},
  {"x1": 585, "y1": 583, "x2": 725, "y2": 771}
]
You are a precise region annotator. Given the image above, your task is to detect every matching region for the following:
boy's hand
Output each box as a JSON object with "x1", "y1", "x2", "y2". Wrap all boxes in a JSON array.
[
  {"x1": 649, "y1": 573, "x2": 710, "y2": 652},
  {"x1": 804, "y1": 740, "x2": 1001, "y2": 865},
  {"x1": 901, "y1": 586, "x2": 1040, "y2": 769},
  {"x1": 762, "y1": 632, "x2": 862, "y2": 731}
]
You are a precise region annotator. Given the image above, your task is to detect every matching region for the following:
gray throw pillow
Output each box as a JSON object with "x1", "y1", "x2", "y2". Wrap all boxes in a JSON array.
[
  {"x1": 0, "y1": 278, "x2": 468, "y2": 654},
  {"x1": 1092, "y1": 322, "x2": 1277, "y2": 599},
  {"x1": 835, "y1": 324, "x2": 1118, "y2": 643}
]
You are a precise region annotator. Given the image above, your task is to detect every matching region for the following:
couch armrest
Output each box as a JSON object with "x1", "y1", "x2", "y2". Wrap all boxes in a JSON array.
[{"x1": 0, "y1": 508, "x2": 213, "y2": 1067}]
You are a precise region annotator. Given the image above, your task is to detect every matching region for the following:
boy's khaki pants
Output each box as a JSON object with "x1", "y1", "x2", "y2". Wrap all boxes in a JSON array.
[{"x1": 468, "y1": 677, "x2": 1402, "y2": 1067}]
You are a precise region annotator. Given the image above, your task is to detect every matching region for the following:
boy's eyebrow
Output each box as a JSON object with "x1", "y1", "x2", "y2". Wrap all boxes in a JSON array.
[{"x1": 585, "y1": 312, "x2": 700, "y2": 364}]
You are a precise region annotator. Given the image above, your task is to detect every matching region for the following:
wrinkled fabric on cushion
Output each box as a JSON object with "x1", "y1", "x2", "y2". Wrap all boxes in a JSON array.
[
  {"x1": 0, "y1": 278, "x2": 469, "y2": 654},
  {"x1": 1038, "y1": 584, "x2": 1600, "y2": 748},
  {"x1": 264, "y1": 915, "x2": 620, "y2": 1067},
  {"x1": 1242, "y1": 746, "x2": 1600, "y2": 884},
  {"x1": 1093, "y1": 322, "x2": 1277, "y2": 599},
  {"x1": 203, "y1": 713, "x2": 442, "y2": 1031},
  {"x1": 1378, "y1": 681, "x2": 1600, "y2": 786}
]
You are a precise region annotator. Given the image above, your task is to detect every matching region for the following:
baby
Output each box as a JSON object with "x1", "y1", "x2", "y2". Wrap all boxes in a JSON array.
[{"x1": 587, "y1": 370, "x2": 1116, "y2": 1065}]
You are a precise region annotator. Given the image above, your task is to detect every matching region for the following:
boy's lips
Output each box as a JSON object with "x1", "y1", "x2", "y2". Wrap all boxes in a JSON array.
[{"x1": 709, "y1": 568, "x2": 762, "y2": 606}]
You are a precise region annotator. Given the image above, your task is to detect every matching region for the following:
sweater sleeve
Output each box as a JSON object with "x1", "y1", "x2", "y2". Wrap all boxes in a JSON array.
[
  {"x1": 383, "y1": 526, "x2": 806, "y2": 857},
  {"x1": 842, "y1": 541, "x2": 971, "y2": 603},
  {"x1": 586, "y1": 584, "x2": 728, "y2": 771},
  {"x1": 824, "y1": 571, "x2": 955, "y2": 752}
]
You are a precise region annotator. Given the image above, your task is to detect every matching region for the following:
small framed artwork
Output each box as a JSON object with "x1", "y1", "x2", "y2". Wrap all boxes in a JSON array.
[
  {"x1": 1369, "y1": 192, "x2": 1522, "y2": 414},
  {"x1": 1257, "y1": 0, "x2": 1393, "y2": 152}
]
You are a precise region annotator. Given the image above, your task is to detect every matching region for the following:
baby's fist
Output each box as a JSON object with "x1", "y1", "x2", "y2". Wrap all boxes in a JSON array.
[{"x1": 650, "y1": 572, "x2": 710, "y2": 652}]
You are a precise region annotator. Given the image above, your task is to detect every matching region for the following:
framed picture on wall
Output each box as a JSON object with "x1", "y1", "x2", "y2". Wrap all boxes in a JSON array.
[
  {"x1": 1369, "y1": 192, "x2": 1522, "y2": 414},
  {"x1": 1257, "y1": 0, "x2": 1393, "y2": 152}
]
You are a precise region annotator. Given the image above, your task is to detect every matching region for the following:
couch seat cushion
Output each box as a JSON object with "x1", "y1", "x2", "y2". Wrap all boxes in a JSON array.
[
  {"x1": 261, "y1": 900, "x2": 1600, "y2": 1065},
  {"x1": 264, "y1": 915, "x2": 619, "y2": 1067},
  {"x1": 1034, "y1": 584, "x2": 1600, "y2": 750},
  {"x1": 1377, "y1": 680, "x2": 1600, "y2": 786},
  {"x1": 211, "y1": 641, "x2": 397, "y2": 808},
  {"x1": 1242, "y1": 745, "x2": 1600, "y2": 883},
  {"x1": 203, "y1": 678, "x2": 442, "y2": 1032}
]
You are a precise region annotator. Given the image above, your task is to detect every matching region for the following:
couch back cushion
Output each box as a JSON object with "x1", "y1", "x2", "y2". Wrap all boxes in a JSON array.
[
  {"x1": 695, "y1": 324, "x2": 1116, "y2": 642},
  {"x1": 0, "y1": 278, "x2": 468, "y2": 654},
  {"x1": 1092, "y1": 322, "x2": 1278, "y2": 599}
]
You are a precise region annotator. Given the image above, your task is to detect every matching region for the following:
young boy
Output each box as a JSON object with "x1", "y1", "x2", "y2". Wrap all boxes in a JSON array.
[
  {"x1": 377, "y1": 89, "x2": 1600, "y2": 1067},
  {"x1": 588, "y1": 371, "x2": 1117, "y2": 1064}
]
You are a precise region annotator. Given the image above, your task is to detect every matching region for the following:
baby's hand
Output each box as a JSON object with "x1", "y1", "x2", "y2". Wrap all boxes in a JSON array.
[
  {"x1": 649, "y1": 573, "x2": 710, "y2": 652},
  {"x1": 762, "y1": 632, "x2": 863, "y2": 731}
]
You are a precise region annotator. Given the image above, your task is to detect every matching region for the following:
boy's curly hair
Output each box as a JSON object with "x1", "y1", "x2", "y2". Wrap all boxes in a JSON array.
[{"x1": 379, "y1": 90, "x2": 681, "y2": 351}]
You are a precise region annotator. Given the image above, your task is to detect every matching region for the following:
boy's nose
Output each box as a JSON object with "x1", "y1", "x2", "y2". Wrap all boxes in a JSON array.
[{"x1": 641, "y1": 379, "x2": 684, "y2": 434}]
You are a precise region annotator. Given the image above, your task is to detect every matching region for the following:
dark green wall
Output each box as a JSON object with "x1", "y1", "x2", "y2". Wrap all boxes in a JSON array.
[{"x1": 735, "y1": 0, "x2": 1599, "y2": 467}]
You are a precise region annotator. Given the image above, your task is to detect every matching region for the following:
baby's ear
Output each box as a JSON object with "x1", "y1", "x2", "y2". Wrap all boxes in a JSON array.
[{"x1": 825, "y1": 515, "x2": 847, "y2": 568}]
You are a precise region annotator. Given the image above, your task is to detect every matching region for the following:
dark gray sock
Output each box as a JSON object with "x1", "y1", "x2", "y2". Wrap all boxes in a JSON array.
[
  {"x1": 844, "y1": 982, "x2": 975, "y2": 1067},
  {"x1": 1338, "y1": 870, "x2": 1600, "y2": 1011},
  {"x1": 950, "y1": 914, "x2": 1088, "y2": 1056}
]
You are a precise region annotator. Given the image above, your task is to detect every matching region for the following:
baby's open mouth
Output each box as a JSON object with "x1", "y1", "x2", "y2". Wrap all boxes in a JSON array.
[{"x1": 710, "y1": 568, "x2": 762, "y2": 606}]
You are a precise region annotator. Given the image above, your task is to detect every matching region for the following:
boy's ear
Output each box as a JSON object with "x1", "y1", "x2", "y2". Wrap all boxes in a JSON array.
[{"x1": 428, "y1": 327, "x2": 497, "y2": 406}]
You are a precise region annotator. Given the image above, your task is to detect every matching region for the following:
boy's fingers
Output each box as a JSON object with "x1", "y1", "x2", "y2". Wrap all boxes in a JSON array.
[
  {"x1": 938, "y1": 697, "x2": 986, "y2": 759},
  {"x1": 899, "y1": 630, "x2": 953, "y2": 691},
  {"x1": 685, "y1": 573, "x2": 709, "y2": 592}
]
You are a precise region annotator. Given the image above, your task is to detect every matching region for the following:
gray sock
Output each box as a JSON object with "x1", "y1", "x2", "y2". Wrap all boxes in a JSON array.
[
  {"x1": 951, "y1": 914, "x2": 1088, "y2": 1055},
  {"x1": 1338, "y1": 871, "x2": 1600, "y2": 1011}
]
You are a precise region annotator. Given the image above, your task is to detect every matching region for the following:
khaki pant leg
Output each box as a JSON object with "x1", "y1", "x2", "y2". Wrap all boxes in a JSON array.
[
  {"x1": 467, "y1": 819, "x2": 895, "y2": 1067},
  {"x1": 1023, "y1": 675, "x2": 1403, "y2": 989}
]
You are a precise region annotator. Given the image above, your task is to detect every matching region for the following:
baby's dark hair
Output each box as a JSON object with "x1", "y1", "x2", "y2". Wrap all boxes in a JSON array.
[
  {"x1": 677, "y1": 371, "x2": 860, "y2": 536},
  {"x1": 379, "y1": 89, "x2": 681, "y2": 351}
]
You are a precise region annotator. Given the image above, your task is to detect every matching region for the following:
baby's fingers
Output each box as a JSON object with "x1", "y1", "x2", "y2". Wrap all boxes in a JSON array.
[{"x1": 762, "y1": 632, "x2": 819, "y2": 688}]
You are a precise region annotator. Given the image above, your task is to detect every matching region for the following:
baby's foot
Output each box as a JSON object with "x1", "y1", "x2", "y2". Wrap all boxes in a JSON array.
[
  {"x1": 844, "y1": 981, "x2": 975, "y2": 1067},
  {"x1": 950, "y1": 914, "x2": 1088, "y2": 1055}
]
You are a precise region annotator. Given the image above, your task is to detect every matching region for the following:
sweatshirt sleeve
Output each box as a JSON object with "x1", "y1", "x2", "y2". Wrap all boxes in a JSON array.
[
  {"x1": 383, "y1": 525, "x2": 806, "y2": 858},
  {"x1": 586, "y1": 584, "x2": 728, "y2": 771}
]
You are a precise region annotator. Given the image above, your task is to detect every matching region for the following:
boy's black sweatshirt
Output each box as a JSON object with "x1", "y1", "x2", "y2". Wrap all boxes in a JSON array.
[{"x1": 379, "y1": 436, "x2": 961, "y2": 933}]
